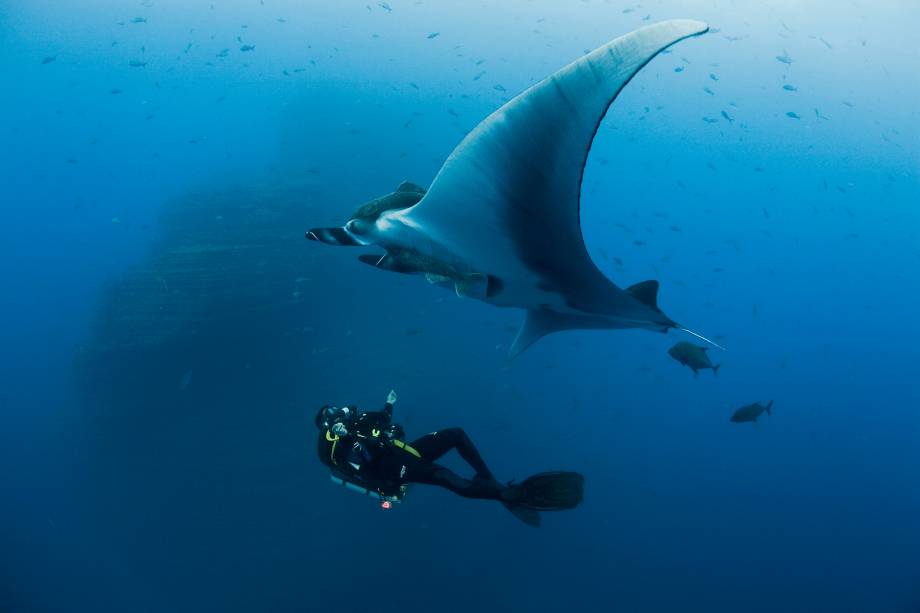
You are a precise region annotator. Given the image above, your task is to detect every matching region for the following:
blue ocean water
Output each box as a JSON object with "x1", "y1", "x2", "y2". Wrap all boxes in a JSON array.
[{"x1": 2, "y1": 1, "x2": 919, "y2": 611}]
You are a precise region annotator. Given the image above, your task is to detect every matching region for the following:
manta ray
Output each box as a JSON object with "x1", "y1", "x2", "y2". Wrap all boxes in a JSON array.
[{"x1": 307, "y1": 19, "x2": 714, "y2": 358}]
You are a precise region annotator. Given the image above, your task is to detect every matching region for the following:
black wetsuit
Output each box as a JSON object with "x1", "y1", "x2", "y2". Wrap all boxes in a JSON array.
[{"x1": 318, "y1": 403, "x2": 504, "y2": 500}]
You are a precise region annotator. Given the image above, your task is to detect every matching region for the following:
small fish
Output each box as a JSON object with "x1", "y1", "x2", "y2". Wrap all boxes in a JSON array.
[
  {"x1": 702, "y1": 116, "x2": 718, "y2": 124},
  {"x1": 216, "y1": 48, "x2": 229, "y2": 58},
  {"x1": 240, "y1": 44, "x2": 255, "y2": 52},
  {"x1": 493, "y1": 84, "x2": 506, "y2": 92},
  {"x1": 184, "y1": 42, "x2": 193, "y2": 54},
  {"x1": 782, "y1": 84, "x2": 797, "y2": 92},
  {"x1": 730, "y1": 400, "x2": 773, "y2": 423},
  {"x1": 668, "y1": 341, "x2": 720, "y2": 377},
  {"x1": 703, "y1": 86, "x2": 715, "y2": 96},
  {"x1": 775, "y1": 53, "x2": 793, "y2": 65},
  {"x1": 378, "y1": 2, "x2": 392, "y2": 11},
  {"x1": 709, "y1": 72, "x2": 719, "y2": 81},
  {"x1": 720, "y1": 110, "x2": 733, "y2": 123},
  {"x1": 110, "y1": 88, "x2": 123, "y2": 94},
  {"x1": 41, "y1": 56, "x2": 56, "y2": 65},
  {"x1": 130, "y1": 17, "x2": 147, "y2": 24},
  {"x1": 128, "y1": 59, "x2": 146, "y2": 67},
  {"x1": 673, "y1": 66, "x2": 684, "y2": 73},
  {"x1": 447, "y1": 108, "x2": 458, "y2": 118},
  {"x1": 473, "y1": 70, "x2": 485, "y2": 81},
  {"x1": 786, "y1": 111, "x2": 801, "y2": 119},
  {"x1": 427, "y1": 32, "x2": 440, "y2": 39}
]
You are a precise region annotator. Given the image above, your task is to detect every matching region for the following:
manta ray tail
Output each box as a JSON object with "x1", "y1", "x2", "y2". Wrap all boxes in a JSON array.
[{"x1": 678, "y1": 327, "x2": 725, "y2": 351}]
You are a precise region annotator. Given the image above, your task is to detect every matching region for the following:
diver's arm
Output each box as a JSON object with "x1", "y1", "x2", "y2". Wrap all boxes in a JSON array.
[{"x1": 382, "y1": 389, "x2": 398, "y2": 420}]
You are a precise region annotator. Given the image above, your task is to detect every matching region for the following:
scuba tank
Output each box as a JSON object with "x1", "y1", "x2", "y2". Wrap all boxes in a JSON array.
[{"x1": 329, "y1": 469, "x2": 408, "y2": 509}]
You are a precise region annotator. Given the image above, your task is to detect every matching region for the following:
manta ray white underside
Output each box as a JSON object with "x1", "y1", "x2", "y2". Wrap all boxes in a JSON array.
[{"x1": 308, "y1": 19, "x2": 713, "y2": 358}]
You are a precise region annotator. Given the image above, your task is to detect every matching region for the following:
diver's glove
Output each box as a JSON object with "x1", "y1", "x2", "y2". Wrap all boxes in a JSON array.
[
  {"x1": 331, "y1": 422, "x2": 349, "y2": 437},
  {"x1": 387, "y1": 389, "x2": 398, "y2": 405}
]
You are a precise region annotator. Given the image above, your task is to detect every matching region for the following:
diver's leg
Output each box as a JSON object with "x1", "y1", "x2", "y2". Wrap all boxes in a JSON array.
[
  {"x1": 403, "y1": 459, "x2": 504, "y2": 501},
  {"x1": 409, "y1": 428, "x2": 493, "y2": 478}
]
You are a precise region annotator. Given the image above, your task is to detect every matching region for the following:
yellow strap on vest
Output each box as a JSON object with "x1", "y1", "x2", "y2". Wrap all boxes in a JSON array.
[
  {"x1": 325, "y1": 430, "x2": 340, "y2": 465},
  {"x1": 392, "y1": 439, "x2": 421, "y2": 458},
  {"x1": 371, "y1": 428, "x2": 381, "y2": 437}
]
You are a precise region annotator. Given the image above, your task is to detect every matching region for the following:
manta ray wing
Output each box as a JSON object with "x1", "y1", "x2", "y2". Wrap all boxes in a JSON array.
[{"x1": 398, "y1": 20, "x2": 708, "y2": 324}]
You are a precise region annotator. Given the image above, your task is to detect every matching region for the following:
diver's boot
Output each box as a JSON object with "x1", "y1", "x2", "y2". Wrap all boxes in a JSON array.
[
  {"x1": 471, "y1": 474, "x2": 505, "y2": 497},
  {"x1": 468, "y1": 474, "x2": 541, "y2": 527}
]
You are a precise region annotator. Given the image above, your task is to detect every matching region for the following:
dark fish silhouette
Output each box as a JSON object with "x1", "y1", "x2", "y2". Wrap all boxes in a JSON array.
[
  {"x1": 730, "y1": 400, "x2": 773, "y2": 423},
  {"x1": 668, "y1": 341, "x2": 720, "y2": 376}
]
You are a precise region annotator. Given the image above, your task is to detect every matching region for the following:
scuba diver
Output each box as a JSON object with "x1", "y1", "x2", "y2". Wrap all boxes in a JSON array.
[{"x1": 315, "y1": 390, "x2": 584, "y2": 527}]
